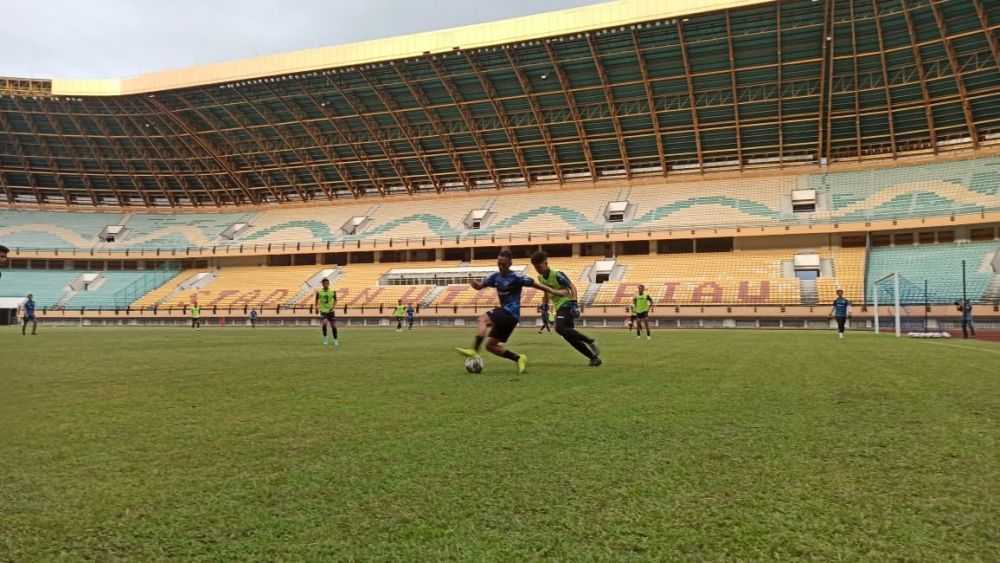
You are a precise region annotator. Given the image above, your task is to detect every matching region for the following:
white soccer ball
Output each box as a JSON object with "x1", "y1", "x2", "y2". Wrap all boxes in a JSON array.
[{"x1": 465, "y1": 356, "x2": 484, "y2": 374}]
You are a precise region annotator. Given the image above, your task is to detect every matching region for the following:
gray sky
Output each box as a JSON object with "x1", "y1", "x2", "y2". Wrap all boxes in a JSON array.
[{"x1": 2, "y1": 0, "x2": 603, "y2": 79}]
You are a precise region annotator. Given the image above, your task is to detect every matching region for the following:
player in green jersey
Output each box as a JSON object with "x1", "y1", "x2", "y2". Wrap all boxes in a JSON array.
[
  {"x1": 393, "y1": 299, "x2": 407, "y2": 332},
  {"x1": 633, "y1": 284, "x2": 653, "y2": 340},
  {"x1": 530, "y1": 251, "x2": 601, "y2": 366},
  {"x1": 315, "y1": 278, "x2": 339, "y2": 346},
  {"x1": 191, "y1": 300, "x2": 202, "y2": 331}
]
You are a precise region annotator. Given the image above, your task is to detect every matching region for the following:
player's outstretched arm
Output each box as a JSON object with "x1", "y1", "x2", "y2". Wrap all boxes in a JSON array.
[{"x1": 470, "y1": 280, "x2": 485, "y2": 290}]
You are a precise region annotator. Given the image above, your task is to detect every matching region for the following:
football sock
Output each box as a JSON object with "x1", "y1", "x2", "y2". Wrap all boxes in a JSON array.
[{"x1": 502, "y1": 350, "x2": 520, "y2": 362}]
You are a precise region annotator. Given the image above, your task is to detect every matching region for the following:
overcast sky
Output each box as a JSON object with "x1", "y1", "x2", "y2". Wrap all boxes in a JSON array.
[{"x1": 2, "y1": 0, "x2": 603, "y2": 79}]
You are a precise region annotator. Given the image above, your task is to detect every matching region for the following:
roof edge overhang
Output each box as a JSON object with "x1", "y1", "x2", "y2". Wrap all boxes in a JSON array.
[{"x1": 49, "y1": 0, "x2": 771, "y2": 96}]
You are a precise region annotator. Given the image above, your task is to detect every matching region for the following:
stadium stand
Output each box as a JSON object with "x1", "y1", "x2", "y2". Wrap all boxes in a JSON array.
[
  {"x1": 867, "y1": 242, "x2": 1000, "y2": 303},
  {"x1": 813, "y1": 157, "x2": 1000, "y2": 221},
  {"x1": 116, "y1": 212, "x2": 259, "y2": 249},
  {"x1": 0, "y1": 209, "x2": 125, "y2": 248},
  {"x1": 2, "y1": 157, "x2": 999, "y2": 251},
  {"x1": 625, "y1": 177, "x2": 795, "y2": 230},
  {"x1": 152, "y1": 265, "x2": 322, "y2": 309},
  {"x1": 62, "y1": 271, "x2": 159, "y2": 310},
  {"x1": 0, "y1": 270, "x2": 80, "y2": 308},
  {"x1": 817, "y1": 247, "x2": 866, "y2": 304},
  {"x1": 592, "y1": 251, "x2": 803, "y2": 306}
]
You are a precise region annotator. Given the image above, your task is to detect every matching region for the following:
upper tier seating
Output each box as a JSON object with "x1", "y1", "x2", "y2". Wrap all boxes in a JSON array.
[{"x1": 2, "y1": 156, "x2": 998, "y2": 251}]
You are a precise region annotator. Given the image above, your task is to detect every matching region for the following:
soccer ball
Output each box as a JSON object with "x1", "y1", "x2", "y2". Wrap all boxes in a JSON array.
[{"x1": 465, "y1": 356, "x2": 485, "y2": 374}]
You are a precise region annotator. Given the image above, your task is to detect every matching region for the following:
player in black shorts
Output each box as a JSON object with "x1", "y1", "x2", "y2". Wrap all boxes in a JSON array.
[
  {"x1": 456, "y1": 250, "x2": 568, "y2": 374},
  {"x1": 315, "y1": 278, "x2": 339, "y2": 346}
]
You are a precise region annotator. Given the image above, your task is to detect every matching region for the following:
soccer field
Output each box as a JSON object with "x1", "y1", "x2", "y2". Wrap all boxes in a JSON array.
[{"x1": 2, "y1": 327, "x2": 998, "y2": 560}]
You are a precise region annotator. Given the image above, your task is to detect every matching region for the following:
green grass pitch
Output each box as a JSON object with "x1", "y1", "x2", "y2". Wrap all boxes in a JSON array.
[{"x1": 2, "y1": 327, "x2": 998, "y2": 560}]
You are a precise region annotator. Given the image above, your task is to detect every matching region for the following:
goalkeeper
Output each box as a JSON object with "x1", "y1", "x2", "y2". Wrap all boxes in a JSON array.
[{"x1": 530, "y1": 251, "x2": 601, "y2": 366}]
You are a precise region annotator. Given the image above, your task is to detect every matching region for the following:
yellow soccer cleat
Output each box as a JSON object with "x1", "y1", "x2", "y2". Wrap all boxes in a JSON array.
[
  {"x1": 455, "y1": 347, "x2": 478, "y2": 358},
  {"x1": 517, "y1": 354, "x2": 528, "y2": 374}
]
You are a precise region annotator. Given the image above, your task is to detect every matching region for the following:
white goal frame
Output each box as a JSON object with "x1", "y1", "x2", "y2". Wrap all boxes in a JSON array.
[{"x1": 873, "y1": 272, "x2": 901, "y2": 337}]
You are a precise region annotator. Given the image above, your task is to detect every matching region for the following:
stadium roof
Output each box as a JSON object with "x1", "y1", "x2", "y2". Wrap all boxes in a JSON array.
[{"x1": 1, "y1": 0, "x2": 1000, "y2": 207}]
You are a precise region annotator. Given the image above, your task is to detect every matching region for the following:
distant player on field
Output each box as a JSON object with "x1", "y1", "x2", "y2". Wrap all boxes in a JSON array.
[
  {"x1": 393, "y1": 299, "x2": 406, "y2": 332},
  {"x1": 633, "y1": 285, "x2": 653, "y2": 339},
  {"x1": 250, "y1": 308, "x2": 257, "y2": 329},
  {"x1": 530, "y1": 251, "x2": 601, "y2": 366},
  {"x1": 191, "y1": 300, "x2": 202, "y2": 331},
  {"x1": 456, "y1": 250, "x2": 568, "y2": 374},
  {"x1": 316, "y1": 278, "x2": 339, "y2": 346},
  {"x1": 537, "y1": 301, "x2": 552, "y2": 333},
  {"x1": 21, "y1": 294, "x2": 38, "y2": 336},
  {"x1": 625, "y1": 306, "x2": 635, "y2": 331},
  {"x1": 0, "y1": 244, "x2": 8, "y2": 268},
  {"x1": 406, "y1": 303, "x2": 416, "y2": 330},
  {"x1": 828, "y1": 289, "x2": 851, "y2": 339},
  {"x1": 956, "y1": 299, "x2": 976, "y2": 339}
]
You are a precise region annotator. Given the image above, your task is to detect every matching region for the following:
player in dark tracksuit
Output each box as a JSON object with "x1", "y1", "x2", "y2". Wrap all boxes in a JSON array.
[
  {"x1": 956, "y1": 299, "x2": 976, "y2": 339},
  {"x1": 828, "y1": 289, "x2": 851, "y2": 339}
]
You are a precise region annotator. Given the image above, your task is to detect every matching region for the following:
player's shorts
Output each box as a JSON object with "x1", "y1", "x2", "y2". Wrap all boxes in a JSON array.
[
  {"x1": 634, "y1": 311, "x2": 649, "y2": 319},
  {"x1": 319, "y1": 311, "x2": 336, "y2": 323},
  {"x1": 396, "y1": 316, "x2": 404, "y2": 321},
  {"x1": 23, "y1": 315, "x2": 36, "y2": 321},
  {"x1": 555, "y1": 305, "x2": 577, "y2": 330},
  {"x1": 486, "y1": 307, "x2": 518, "y2": 343}
]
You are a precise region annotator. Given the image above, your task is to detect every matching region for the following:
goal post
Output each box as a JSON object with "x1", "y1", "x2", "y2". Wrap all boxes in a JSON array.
[{"x1": 873, "y1": 272, "x2": 901, "y2": 337}]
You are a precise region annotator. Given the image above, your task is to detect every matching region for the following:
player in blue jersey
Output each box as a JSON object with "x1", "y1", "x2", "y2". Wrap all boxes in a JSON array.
[
  {"x1": 406, "y1": 303, "x2": 416, "y2": 330},
  {"x1": 456, "y1": 250, "x2": 568, "y2": 374},
  {"x1": 828, "y1": 289, "x2": 852, "y2": 339},
  {"x1": 250, "y1": 309, "x2": 258, "y2": 329},
  {"x1": 537, "y1": 301, "x2": 552, "y2": 333},
  {"x1": 0, "y1": 244, "x2": 8, "y2": 268},
  {"x1": 22, "y1": 294, "x2": 38, "y2": 336}
]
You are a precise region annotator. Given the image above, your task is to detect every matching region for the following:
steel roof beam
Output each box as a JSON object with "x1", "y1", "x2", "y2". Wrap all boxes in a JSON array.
[
  {"x1": 115, "y1": 98, "x2": 208, "y2": 206},
  {"x1": 543, "y1": 43, "x2": 599, "y2": 180},
  {"x1": 274, "y1": 87, "x2": 359, "y2": 199},
  {"x1": 425, "y1": 54, "x2": 504, "y2": 190},
  {"x1": 298, "y1": 86, "x2": 387, "y2": 196},
  {"x1": 871, "y1": 0, "x2": 899, "y2": 159},
  {"x1": 0, "y1": 107, "x2": 50, "y2": 205},
  {"x1": 392, "y1": 62, "x2": 472, "y2": 191},
  {"x1": 358, "y1": 69, "x2": 440, "y2": 193},
  {"x1": 9, "y1": 97, "x2": 72, "y2": 205},
  {"x1": 86, "y1": 101, "x2": 147, "y2": 206},
  {"x1": 587, "y1": 35, "x2": 631, "y2": 179},
  {"x1": 931, "y1": 0, "x2": 980, "y2": 149},
  {"x1": 233, "y1": 88, "x2": 325, "y2": 201},
  {"x1": 505, "y1": 47, "x2": 564, "y2": 183},
  {"x1": 45, "y1": 102, "x2": 101, "y2": 204},
  {"x1": 200, "y1": 88, "x2": 308, "y2": 202},
  {"x1": 972, "y1": 0, "x2": 1000, "y2": 73},
  {"x1": 901, "y1": 0, "x2": 939, "y2": 155},
  {"x1": 328, "y1": 77, "x2": 415, "y2": 193},
  {"x1": 465, "y1": 52, "x2": 533, "y2": 187},
  {"x1": 632, "y1": 28, "x2": 669, "y2": 175},
  {"x1": 676, "y1": 21, "x2": 705, "y2": 173},
  {"x1": 151, "y1": 94, "x2": 268, "y2": 203}
]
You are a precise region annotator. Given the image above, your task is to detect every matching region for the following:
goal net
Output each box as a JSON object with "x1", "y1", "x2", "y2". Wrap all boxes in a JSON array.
[{"x1": 873, "y1": 272, "x2": 929, "y2": 337}]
